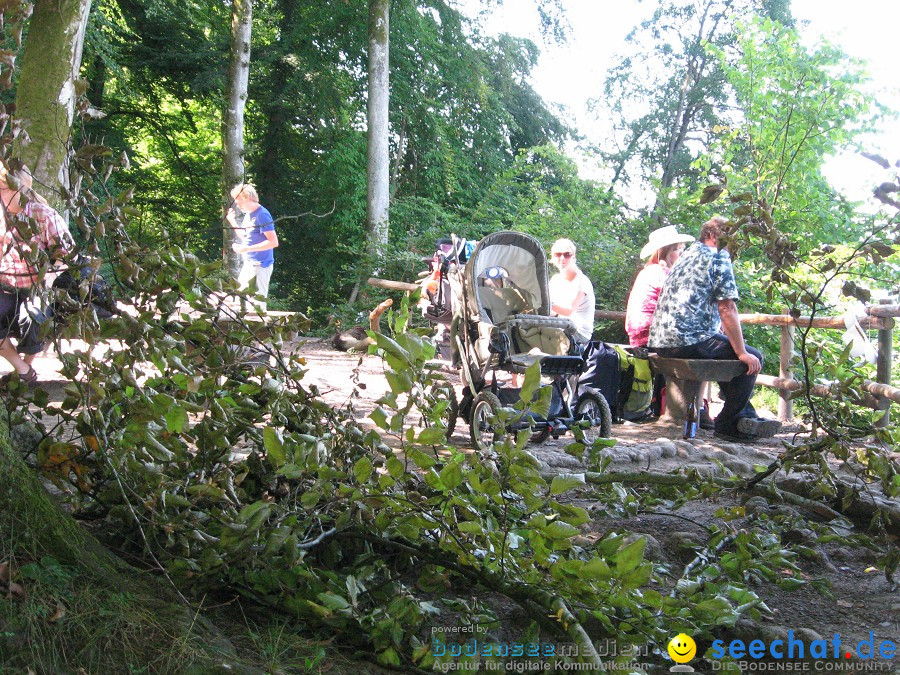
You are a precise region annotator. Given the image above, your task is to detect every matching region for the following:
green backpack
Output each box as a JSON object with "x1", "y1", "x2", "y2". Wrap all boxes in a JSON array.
[{"x1": 612, "y1": 345, "x2": 654, "y2": 421}]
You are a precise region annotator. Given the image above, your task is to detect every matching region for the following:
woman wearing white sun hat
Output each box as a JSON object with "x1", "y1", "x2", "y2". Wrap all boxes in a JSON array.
[{"x1": 625, "y1": 225, "x2": 694, "y2": 348}]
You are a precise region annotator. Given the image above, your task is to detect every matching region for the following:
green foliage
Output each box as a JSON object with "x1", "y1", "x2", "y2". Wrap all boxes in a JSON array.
[
  {"x1": 596, "y1": 0, "x2": 790, "y2": 201},
  {"x1": 78, "y1": 0, "x2": 573, "y2": 316},
  {"x1": 15, "y1": 192, "x2": 889, "y2": 667},
  {"x1": 473, "y1": 144, "x2": 633, "y2": 319},
  {"x1": 2, "y1": 0, "x2": 898, "y2": 669}
]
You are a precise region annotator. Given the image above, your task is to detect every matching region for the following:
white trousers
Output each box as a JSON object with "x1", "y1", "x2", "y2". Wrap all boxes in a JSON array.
[{"x1": 237, "y1": 261, "x2": 273, "y2": 311}]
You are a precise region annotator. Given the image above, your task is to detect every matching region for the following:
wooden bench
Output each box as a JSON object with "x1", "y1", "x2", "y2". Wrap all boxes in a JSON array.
[{"x1": 648, "y1": 356, "x2": 748, "y2": 425}]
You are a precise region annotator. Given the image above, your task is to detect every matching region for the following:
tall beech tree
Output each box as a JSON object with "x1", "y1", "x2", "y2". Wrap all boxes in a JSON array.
[
  {"x1": 77, "y1": 0, "x2": 569, "y2": 309},
  {"x1": 222, "y1": 0, "x2": 253, "y2": 277},
  {"x1": 349, "y1": 0, "x2": 391, "y2": 303},
  {"x1": 366, "y1": 0, "x2": 390, "y2": 257},
  {"x1": 14, "y1": 0, "x2": 94, "y2": 205},
  {"x1": 596, "y1": 0, "x2": 792, "y2": 216}
]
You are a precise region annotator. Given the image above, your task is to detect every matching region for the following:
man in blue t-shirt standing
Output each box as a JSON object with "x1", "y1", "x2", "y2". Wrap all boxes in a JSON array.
[
  {"x1": 649, "y1": 216, "x2": 780, "y2": 442},
  {"x1": 226, "y1": 183, "x2": 278, "y2": 311}
]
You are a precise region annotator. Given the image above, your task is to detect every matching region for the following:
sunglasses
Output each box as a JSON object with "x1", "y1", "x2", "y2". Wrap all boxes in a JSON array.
[{"x1": 552, "y1": 251, "x2": 573, "y2": 259}]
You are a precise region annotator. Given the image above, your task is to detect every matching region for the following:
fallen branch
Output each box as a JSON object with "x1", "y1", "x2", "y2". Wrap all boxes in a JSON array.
[
  {"x1": 369, "y1": 298, "x2": 393, "y2": 332},
  {"x1": 342, "y1": 531, "x2": 605, "y2": 671},
  {"x1": 368, "y1": 277, "x2": 419, "y2": 292},
  {"x1": 571, "y1": 471, "x2": 844, "y2": 521},
  {"x1": 332, "y1": 298, "x2": 394, "y2": 352}
]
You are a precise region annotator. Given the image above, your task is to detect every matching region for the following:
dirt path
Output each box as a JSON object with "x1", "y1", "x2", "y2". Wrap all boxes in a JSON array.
[
  {"x1": 17, "y1": 337, "x2": 900, "y2": 663},
  {"x1": 293, "y1": 339, "x2": 898, "y2": 660}
]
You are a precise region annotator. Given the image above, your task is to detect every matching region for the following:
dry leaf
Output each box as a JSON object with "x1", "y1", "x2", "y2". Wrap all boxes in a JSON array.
[
  {"x1": 49, "y1": 603, "x2": 66, "y2": 623},
  {"x1": 864, "y1": 566, "x2": 879, "y2": 573},
  {"x1": 0, "y1": 561, "x2": 9, "y2": 584},
  {"x1": 837, "y1": 600, "x2": 853, "y2": 608},
  {"x1": 8, "y1": 581, "x2": 25, "y2": 597}
]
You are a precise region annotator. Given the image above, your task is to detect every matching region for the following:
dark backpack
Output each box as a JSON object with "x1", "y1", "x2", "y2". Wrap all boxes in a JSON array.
[
  {"x1": 52, "y1": 260, "x2": 115, "y2": 318},
  {"x1": 575, "y1": 341, "x2": 621, "y2": 417}
]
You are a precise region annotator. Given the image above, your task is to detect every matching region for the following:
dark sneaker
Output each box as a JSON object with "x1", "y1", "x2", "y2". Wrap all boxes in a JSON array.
[
  {"x1": 0, "y1": 366, "x2": 39, "y2": 389},
  {"x1": 699, "y1": 408, "x2": 715, "y2": 431},
  {"x1": 713, "y1": 429, "x2": 759, "y2": 443},
  {"x1": 737, "y1": 417, "x2": 781, "y2": 438}
]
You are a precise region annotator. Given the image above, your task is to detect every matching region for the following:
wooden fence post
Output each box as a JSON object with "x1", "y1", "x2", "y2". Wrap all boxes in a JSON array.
[{"x1": 779, "y1": 323, "x2": 795, "y2": 422}]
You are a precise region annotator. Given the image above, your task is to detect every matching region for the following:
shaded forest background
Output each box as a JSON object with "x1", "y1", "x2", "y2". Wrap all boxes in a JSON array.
[{"x1": 62, "y1": 0, "x2": 897, "y2": 339}]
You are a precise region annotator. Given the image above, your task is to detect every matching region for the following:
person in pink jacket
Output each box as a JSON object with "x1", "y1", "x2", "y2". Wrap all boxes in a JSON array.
[{"x1": 625, "y1": 225, "x2": 693, "y2": 347}]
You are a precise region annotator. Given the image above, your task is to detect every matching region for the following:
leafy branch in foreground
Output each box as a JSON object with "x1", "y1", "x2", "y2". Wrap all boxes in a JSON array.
[
  {"x1": 15, "y1": 194, "x2": 887, "y2": 671},
  {"x1": 688, "y1": 16, "x2": 898, "y2": 558}
]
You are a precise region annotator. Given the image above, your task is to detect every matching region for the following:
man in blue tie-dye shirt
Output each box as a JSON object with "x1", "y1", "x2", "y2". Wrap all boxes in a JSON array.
[{"x1": 649, "y1": 216, "x2": 780, "y2": 442}]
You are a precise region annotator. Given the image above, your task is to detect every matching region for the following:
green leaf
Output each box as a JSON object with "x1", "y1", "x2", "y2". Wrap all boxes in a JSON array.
[
  {"x1": 529, "y1": 384, "x2": 553, "y2": 420},
  {"x1": 376, "y1": 647, "x2": 402, "y2": 667},
  {"x1": 417, "y1": 426, "x2": 446, "y2": 445},
  {"x1": 550, "y1": 473, "x2": 585, "y2": 495},
  {"x1": 386, "y1": 456, "x2": 406, "y2": 478},
  {"x1": 165, "y1": 406, "x2": 188, "y2": 433},
  {"x1": 409, "y1": 448, "x2": 436, "y2": 469},
  {"x1": 186, "y1": 484, "x2": 225, "y2": 499},
  {"x1": 541, "y1": 521, "x2": 579, "y2": 540},
  {"x1": 616, "y1": 537, "x2": 646, "y2": 574},
  {"x1": 370, "y1": 406, "x2": 389, "y2": 430},
  {"x1": 353, "y1": 457, "x2": 374, "y2": 484},
  {"x1": 317, "y1": 592, "x2": 351, "y2": 611},
  {"x1": 696, "y1": 595, "x2": 733, "y2": 616},
  {"x1": 246, "y1": 504, "x2": 272, "y2": 533},
  {"x1": 621, "y1": 562, "x2": 653, "y2": 588},
  {"x1": 582, "y1": 557, "x2": 612, "y2": 580},
  {"x1": 439, "y1": 461, "x2": 463, "y2": 490},
  {"x1": 555, "y1": 503, "x2": 590, "y2": 526},
  {"x1": 519, "y1": 360, "x2": 542, "y2": 408},
  {"x1": 373, "y1": 333, "x2": 410, "y2": 363},
  {"x1": 423, "y1": 469, "x2": 446, "y2": 491},
  {"x1": 263, "y1": 427, "x2": 286, "y2": 468}
]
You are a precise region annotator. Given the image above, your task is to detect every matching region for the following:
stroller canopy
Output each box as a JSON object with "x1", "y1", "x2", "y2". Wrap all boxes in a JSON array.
[{"x1": 464, "y1": 231, "x2": 551, "y2": 325}]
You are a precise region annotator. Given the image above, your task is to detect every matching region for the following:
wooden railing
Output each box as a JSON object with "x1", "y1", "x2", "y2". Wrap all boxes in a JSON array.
[
  {"x1": 596, "y1": 305, "x2": 899, "y2": 425},
  {"x1": 368, "y1": 277, "x2": 898, "y2": 425}
]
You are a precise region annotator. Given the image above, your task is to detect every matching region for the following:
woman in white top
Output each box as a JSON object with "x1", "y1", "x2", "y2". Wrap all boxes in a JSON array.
[{"x1": 548, "y1": 238, "x2": 595, "y2": 343}]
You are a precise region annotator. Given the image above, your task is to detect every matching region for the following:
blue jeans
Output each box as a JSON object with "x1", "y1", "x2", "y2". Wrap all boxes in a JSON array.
[{"x1": 655, "y1": 334, "x2": 761, "y2": 435}]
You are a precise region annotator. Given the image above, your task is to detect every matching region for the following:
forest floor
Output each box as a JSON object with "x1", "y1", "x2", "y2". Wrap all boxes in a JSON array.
[
  {"x1": 294, "y1": 338, "x2": 899, "y2": 670},
  {"x1": 18, "y1": 337, "x2": 900, "y2": 672}
]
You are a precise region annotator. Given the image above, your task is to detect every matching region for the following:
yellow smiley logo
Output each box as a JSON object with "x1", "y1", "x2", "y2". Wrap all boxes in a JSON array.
[{"x1": 667, "y1": 633, "x2": 697, "y2": 663}]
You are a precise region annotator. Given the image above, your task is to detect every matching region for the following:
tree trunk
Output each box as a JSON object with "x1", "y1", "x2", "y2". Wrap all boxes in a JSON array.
[
  {"x1": 13, "y1": 0, "x2": 93, "y2": 210},
  {"x1": 222, "y1": 0, "x2": 253, "y2": 278},
  {"x1": 365, "y1": 0, "x2": 390, "y2": 258},
  {"x1": 0, "y1": 420, "x2": 243, "y2": 670},
  {"x1": 349, "y1": 0, "x2": 390, "y2": 304}
]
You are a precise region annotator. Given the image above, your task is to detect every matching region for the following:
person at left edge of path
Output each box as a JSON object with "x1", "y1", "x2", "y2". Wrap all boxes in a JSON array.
[
  {"x1": 226, "y1": 183, "x2": 278, "y2": 311},
  {"x1": 0, "y1": 162, "x2": 74, "y2": 387},
  {"x1": 548, "y1": 238, "x2": 595, "y2": 345},
  {"x1": 649, "y1": 216, "x2": 780, "y2": 443}
]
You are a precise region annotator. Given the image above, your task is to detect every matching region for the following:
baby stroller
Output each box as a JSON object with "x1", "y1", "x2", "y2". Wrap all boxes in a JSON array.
[
  {"x1": 451, "y1": 231, "x2": 612, "y2": 451},
  {"x1": 420, "y1": 237, "x2": 472, "y2": 326}
]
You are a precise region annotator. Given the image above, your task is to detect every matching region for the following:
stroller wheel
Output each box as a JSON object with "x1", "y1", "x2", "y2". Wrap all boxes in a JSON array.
[
  {"x1": 529, "y1": 425, "x2": 551, "y2": 445},
  {"x1": 574, "y1": 392, "x2": 612, "y2": 444},
  {"x1": 469, "y1": 391, "x2": 504, "y2": 451}
]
